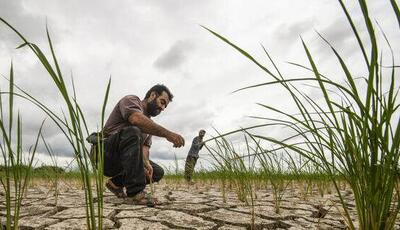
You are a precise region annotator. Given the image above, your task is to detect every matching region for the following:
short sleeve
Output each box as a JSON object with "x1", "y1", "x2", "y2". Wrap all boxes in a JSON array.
[{"x1": 119, "y1": 95, "x2": 143, "y2": 121}]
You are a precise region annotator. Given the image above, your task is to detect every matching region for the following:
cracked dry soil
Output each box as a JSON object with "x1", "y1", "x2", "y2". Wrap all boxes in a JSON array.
[{"x1": 1, "y1": 181, "x2": 400, "y2": 229}]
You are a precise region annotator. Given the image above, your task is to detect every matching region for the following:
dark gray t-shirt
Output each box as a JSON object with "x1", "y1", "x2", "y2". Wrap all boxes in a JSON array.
[
  {"x1": 103, "y1": 95, "x2": 152, "y2": 147},
  {"x1": 187, "y1": 136, "x2": 204, "y2": 158}
]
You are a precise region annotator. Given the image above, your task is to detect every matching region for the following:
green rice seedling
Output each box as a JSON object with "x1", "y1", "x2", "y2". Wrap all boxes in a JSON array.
[
  {"x1": 210, "y1": 137, "x2": 248, "y2": 202},
  {"x1": 299, "y1": 161, "x2": 316, "y2": 200},
  {"x1": 259, "y1": 152, "x2": 289, "y2": 214},
  {"x1": 314, "y1": 166, "x2": 331, "y2": 198},
  {"x1": 220, "y1": 172, "x2": 227, "y2": 203},
  {"x1": 286, "y1": 152, "x2": 314, "y2": 198},
  {"x1": 269, "y1": 152, "x2": 294, "y2": 213},
  {"x1": 204, "y1": 0, "x2": 400, "y2": 229},
  {"x1": 0, "y1": 64, "x2": 43, "y2": 230},
  {"x1": 0, "y1": 19, "x2": 111, "y2": 229},
  {"x1": 173, "y1": 152, "x2": 180, "y2": 175},
  {"x1": 246, "y1": 134, "x2": 294, "y2": 214},
  {"x1": 247, "y1": 132, "x2": 322, "y2": 211},
  {"x1": 40, "y1": 134, "x2": 61, "y2": 206},
  {"x1": 205, "y1": 133, "x2": 258, "y2": 229}
]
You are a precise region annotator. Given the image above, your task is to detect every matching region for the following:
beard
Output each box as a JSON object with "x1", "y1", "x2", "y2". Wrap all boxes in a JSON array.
[{"x1": 147, "y1": 99, "x2": 161, "y2": 117}]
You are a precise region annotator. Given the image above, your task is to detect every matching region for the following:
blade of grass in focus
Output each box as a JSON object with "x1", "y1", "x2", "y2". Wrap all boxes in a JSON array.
[
  {"x1": 0, "y1": 63, "x2": 44, "y2": 229},
  {"x1": 0, "y1": 18, "x2": 111, "y2": 229},
  {"x1": 203, "y1": 0, "x2": 400, "y2": 229}
]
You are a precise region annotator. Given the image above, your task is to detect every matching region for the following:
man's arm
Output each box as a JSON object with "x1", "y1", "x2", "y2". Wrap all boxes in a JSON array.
[
  {"x1": 128, "y1": 112, "x2": 185, "y2": 147},
  {"x1": 143, "y1": 145, "x2": 150, "y2": 163},
  {"x1": 143, "y1": 145, "x2": 153, "y2": 178},
  {"x1": 199, "y1": 141, "x2": 205, "y2": 150},
  {"x1": 193, "y1": 137, "x2": 204, "y2": 150}
]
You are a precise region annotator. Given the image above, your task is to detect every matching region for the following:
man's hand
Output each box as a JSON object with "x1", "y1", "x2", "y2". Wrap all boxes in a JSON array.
[
  {"x1": 144, "y1": 161, "x2": 153, "y2": 179},
  {"x1": 166, "y1": 131, "x2": 185, "y2": 148},
  {"x1": 128, "y1": 112, "x2": 185, "y2": 147},
  {"x1": 129, "y1": 112, "x2": 184, "y2": 147}
]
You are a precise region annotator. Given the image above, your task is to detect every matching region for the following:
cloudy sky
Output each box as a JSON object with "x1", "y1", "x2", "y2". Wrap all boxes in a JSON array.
[{"x1": 0, "y1": 0, "x2": 398, "y2": 171}]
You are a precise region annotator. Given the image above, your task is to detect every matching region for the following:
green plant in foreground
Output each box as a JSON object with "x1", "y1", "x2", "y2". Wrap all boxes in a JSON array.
[
  {"x1": 0, "y1": 18, "x2": 111, "y2": 229},
  {"x1": 0, "y1": 64, "x2": 43, "y2": 229},
  {"x1": 204, "y1": 0, "x2": 400, "y2": 229}
]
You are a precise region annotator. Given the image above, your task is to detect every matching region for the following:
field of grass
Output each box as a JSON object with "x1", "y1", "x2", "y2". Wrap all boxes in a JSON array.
[{"x1": 1, "y1": 0, "x2": 399, "y2": 229}]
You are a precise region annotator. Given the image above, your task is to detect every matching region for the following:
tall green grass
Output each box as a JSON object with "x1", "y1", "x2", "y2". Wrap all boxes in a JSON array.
[
  {"x1": 0, "y1": 64, "x2": 43, "y2": 229},
  {"x1": 204, "y1": 0, "x2": 400, "y2": 229},
  {"x1": 0, "y1": 18, "x2": 111, "y2": 229}
]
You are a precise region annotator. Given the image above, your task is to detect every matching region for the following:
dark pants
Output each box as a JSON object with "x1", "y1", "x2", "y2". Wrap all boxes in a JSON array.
[
  {"x1": 184, "y1": 155, "x2": 198, "y2": 182},
  {"x1": 103, "y1": 126, "x2": 164, "y2": 197}
]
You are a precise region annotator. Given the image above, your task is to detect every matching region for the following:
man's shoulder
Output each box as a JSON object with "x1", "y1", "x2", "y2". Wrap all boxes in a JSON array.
[
  {"x1": 119, "y1": 95, "x2": 142, "y2": 106},
  {"x1": 192, "y1": 136, "x2": 201, "y2": 144},
  {"x1": 117, "y1": 95, "x2": 145, "y2": 114},
  {"x1": 121, "y1": 95, "x2": 141, "y2": 101}
]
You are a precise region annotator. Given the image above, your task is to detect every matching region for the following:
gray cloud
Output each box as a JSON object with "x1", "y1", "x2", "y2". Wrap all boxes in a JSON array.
[
  {"x1": 314, "y1": 18, "x2": 360, "y2": 58},
  {"x1": 274, "y1": 18, "x2": 314, "y2": 46},
  {"x1": 0, "y1": 0, "x2": 397, "y2": 170},
  {"x1": 19, "y1": 124, "x2": 75, "y2": 158},
  {"x1": 319, "y1": 19, "x2": 353, "y2": 45},
  {"x1": 155, "y1": 100, "x2": 215, "y2": 138},
  {"x1": 154, "y1": 40, "x2": 194, "y2": 71},
  {"x1": 40, "y1": 133, "x2": 74, "y2": 157},
  {"x1": 0, "y1": 1, "x2": 46, "y2": 46},
  {"x1": 146, "y1": 101, "x2": 214, "y2": 161}
]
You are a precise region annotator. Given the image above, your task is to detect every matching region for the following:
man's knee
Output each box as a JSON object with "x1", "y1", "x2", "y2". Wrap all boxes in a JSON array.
[
  {"x1": 123, "y1": 126, "x2": 142, "y2": 137},
  {"x1": 120, "y1": 126, "x2": 142, "y2": 145}
]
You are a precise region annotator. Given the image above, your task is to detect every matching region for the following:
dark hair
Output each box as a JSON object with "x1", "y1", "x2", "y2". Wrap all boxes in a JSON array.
[{"x1": 144, "y1": 84, "x2": 174, "y2": 101}]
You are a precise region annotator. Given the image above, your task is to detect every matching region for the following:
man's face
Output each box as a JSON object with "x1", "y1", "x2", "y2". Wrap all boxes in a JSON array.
[
  {"x1": 199, "y1": 131, "x2": 205, "y2": 138},
  {"x1": 147, "y1": 91, "x2": 170, "y2": 117}
]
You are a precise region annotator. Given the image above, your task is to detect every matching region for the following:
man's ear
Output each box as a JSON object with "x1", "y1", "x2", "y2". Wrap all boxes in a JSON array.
[{"x1": 149, "y1": 91, "x2": 157, "y2": 100}]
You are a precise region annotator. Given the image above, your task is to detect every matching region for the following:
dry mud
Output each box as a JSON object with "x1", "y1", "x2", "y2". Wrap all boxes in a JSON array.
[{"x1": 1, "y1": 181, "x2": 399, "y2": 229}]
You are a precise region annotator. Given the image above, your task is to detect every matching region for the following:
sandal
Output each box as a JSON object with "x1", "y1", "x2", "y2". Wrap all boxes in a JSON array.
[
  {"x1": 124, "y1": 191, "x2": 163, "y2": 207},
  {"x1": 106, "y1": 180, "x2": 127, "y2": 198}
]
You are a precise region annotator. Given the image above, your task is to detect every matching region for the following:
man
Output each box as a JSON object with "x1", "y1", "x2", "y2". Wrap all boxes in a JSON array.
[
  {"x1": 101, "y1": 84, "x2": 185, "y2": 205},
  {"x1": 184, "y1": 129, "x2": 206, "y2": 183}
]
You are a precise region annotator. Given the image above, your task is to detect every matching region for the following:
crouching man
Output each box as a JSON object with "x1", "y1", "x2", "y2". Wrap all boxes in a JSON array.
[{"x1": 99, "y1": 84, "x2": 184, "y2": 206}]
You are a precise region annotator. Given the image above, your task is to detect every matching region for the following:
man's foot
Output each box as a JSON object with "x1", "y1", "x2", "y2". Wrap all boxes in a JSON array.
[
  {"x1": 124, "y1": 191, "x2": 163, "y2": 207},
  {"x1": 106, "y1": 180, "x2": 127, "y2": 198}
]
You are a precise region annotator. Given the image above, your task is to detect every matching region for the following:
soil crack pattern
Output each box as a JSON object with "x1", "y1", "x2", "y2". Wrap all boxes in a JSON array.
[{"x1": 2, "y1": 182, "x2": 399, "y2": 229}]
